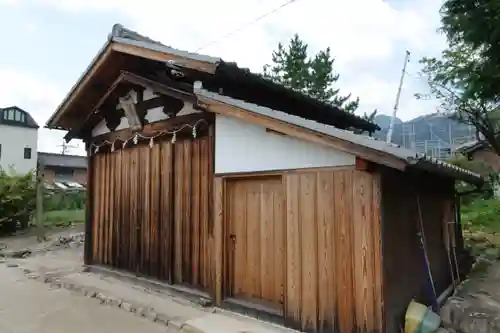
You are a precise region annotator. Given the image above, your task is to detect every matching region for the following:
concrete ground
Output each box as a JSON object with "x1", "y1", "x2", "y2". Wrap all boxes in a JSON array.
[
  {"x1": 0, "y1": 264, "x2": 167, "y2": 333},
  {"x1": 0, "y1": 227, "x2": 295, "y2": 333},
  {"x1": 441, "y1": 258, "x2": 500, "y2": 333}
]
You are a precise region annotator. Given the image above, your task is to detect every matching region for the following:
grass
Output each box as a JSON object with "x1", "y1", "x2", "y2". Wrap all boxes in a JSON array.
[
  {"x1": 42, "y1": 209, "x2": 85, "y2": 227},
  {"x1": 461, "y1": 198, "x2": 500, "y2": 233},
  {"x1": 461, "y1": 198, "x2": 500, "y2": 259}
]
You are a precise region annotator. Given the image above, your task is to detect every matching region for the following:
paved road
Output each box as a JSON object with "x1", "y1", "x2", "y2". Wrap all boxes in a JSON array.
[{"x1": 0, "y1": 264, "x2": 167, "y2": 333}]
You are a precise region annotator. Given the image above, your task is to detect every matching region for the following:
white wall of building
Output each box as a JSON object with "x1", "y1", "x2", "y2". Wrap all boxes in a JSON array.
[
  {"x1": 215, "y1": 115, "x2": 355, "y2": 174},
  {"x1": 0, "y1": 124, "x2": 38, "y2": 175}
]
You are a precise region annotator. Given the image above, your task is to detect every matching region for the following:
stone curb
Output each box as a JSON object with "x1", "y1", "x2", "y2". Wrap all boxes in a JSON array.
[
  {"x1": 0, "y1": 232, "x2": 85, "y2": 259},
  {"x1": 17, "y1": 266, "x2": 207, "y2": 333}
]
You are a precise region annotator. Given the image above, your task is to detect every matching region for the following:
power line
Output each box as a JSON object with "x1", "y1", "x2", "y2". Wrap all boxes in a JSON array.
[{"x1": 195, "y1": 0, "x2": 299, "y2": 52}]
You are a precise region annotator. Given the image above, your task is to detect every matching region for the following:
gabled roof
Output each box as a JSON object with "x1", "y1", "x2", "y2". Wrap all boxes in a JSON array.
[
  {"x1": 193, "y1": 82, "x2": 483, "y2": 186},
  {"x1": 0, "y1": 106, "x2": 39, "y2": 129},
  {"x1": 46, "y1": 24, "x2": 379, "y2": 134}
]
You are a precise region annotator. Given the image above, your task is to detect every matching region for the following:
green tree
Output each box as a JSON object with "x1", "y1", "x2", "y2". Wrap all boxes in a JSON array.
[
  {"x1": 440, "y1": 0, "x2": 500, "y2": 101},
  {"x1": 418, "y1": 25, "x2": 500, "y2": 155},
  {"x1": 262, "y1": 34, "x2": 360, "y2": 113}
]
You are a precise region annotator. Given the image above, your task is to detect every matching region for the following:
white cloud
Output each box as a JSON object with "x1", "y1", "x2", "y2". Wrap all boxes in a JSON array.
[
  {"x1": 36, "y1": 0, "x2": 446, "y2": 121},
  {"x1": 1, "y1": 0, "x2": 447, "y2": 155},
  {"x1": 0, "y1": 68, "x2": 85, "y2": 155}
]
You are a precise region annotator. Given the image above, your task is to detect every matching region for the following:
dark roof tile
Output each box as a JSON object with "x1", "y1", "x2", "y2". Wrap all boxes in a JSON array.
[{"x1": 0, "y1": 106, "x2": 39, "y2": 129}]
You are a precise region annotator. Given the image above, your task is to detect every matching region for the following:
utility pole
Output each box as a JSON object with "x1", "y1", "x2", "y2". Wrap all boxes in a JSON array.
[
  {"x1": 35, "y1": 160, "x2": 46, "y2": 242},
  {"x1": 58, "y1": 139, "x2": 78, "y2": 155},
  {"x1": 386, "y1": 50, "x2": 411, "y2": 143}
]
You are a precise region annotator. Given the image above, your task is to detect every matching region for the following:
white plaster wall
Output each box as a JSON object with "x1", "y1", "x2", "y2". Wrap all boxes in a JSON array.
[
  {"x1": 215, "y1": 115, "x2": 355, "y2": 174},
  {"x1": 91, "y1": 88, "x2": 201, "y2": 137},
  {"x1": 0, "y1": 124, "x2": 38, "y2": 175}
]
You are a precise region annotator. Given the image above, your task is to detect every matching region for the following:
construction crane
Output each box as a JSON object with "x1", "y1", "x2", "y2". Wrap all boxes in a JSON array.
[{"x1": 386, "y1": 50, "x2": 411, "y2": 143}]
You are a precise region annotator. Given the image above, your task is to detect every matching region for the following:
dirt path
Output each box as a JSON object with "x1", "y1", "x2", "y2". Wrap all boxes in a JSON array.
[
  {"x1": 0, "y1": 225, "x2": 85, "y2": 253},
  {"x1": 0, "y1": 263, "x2": 167, "y2": 333}
]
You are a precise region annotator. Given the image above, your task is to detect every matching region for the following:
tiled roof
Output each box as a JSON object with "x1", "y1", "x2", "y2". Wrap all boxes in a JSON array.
[
  {"x1": 38, "y1": 152, "x2": 87, "y2": 169},
  {"x1": 0, "y1": 106, "x2": 39, "y2": 129},
  {"x1": 109, "y1": 24, "x2": 222, "y2": 66},
  {"x1": 47, "y1": 24, "x2": 380, "y2": 133},
  {"x1": 455, "y1": 140, "x2": 487, "y2": 154}
]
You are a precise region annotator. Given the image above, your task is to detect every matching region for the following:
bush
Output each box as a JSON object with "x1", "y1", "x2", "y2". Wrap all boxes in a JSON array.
[
  {"x1": 461, "y1": 198, "x2": 500, "y2": 233},
  {"x1": 0, "y1": 169, "x2": 36, "y2": 234},
  {"x1": 44, "y1": 190, "x2": 85, "y2": 211}
]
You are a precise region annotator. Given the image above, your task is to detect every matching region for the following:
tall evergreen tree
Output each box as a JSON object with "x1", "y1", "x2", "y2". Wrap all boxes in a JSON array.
[{"x1": 262, "y1": 34, "x2": 360, "y2": 113}]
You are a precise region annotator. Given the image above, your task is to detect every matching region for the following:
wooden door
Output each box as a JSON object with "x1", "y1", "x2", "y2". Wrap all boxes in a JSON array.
[{"x1": 226, "y1": 176, "x2": 285, "y2": 306}]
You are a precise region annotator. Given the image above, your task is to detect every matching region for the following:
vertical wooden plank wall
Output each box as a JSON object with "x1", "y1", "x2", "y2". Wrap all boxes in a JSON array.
[
  {"x1": 283, "y1": 169, "x2": 383, "y2": 333},
  {"x1": 89, "y1": 134, "x2": 214, "y2": 290},
  {"x1": 214, "y1": 167, "x2": 384, "y2": 333},
  {"x1": 381, "y1": 169, "x2": 454, "y2": 333}
]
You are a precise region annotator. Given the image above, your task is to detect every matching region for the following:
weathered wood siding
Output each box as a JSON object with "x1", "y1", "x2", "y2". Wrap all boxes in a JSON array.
[
  {"x1": 216, "y1": 167, "x2": 384, "y2": 333},
  {"x1": 89, "y1": 134, "x2": 214, "y2": 290},
  {"x1": 381, "y1": 168, "x2": 455, "y2": 333},
  {"x1": 226, "y1": 176, "x2": 285, "y2": 305}
]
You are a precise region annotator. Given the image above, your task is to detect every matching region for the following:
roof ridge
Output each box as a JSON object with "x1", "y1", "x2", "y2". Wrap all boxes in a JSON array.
[{"x1": 110, "y1": 23, "x2": 166, "y2": 47}]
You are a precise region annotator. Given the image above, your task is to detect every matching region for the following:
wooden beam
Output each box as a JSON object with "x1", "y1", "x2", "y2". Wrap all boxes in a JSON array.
[
  {"x1": 84, "y1": 145, "x2": 94, "y2": 265},
  {"x1": 197, "y1": 97, "x2": 407, "y2": 171},
  {"x1": 111, "y1": 41, "x2": 217, "y2": 74},
  {"x1": 65, "y1": 72, "x2": 128, "y2": 141},
  {"x1": 91, "y1": 112, "x2": 214, "y2": 144},
  {"x1": 65, "y1": 71, "x2": 198, "y2": 142},
  {"x1": 355, "y1": 157, "x2": 375, "y2": 172},
  {"x1": 120, "y1": 71, "x2": 197, "y2": 104},
  {"x1": 213, "y1": 177, "x2": 224, "y2": 305}
]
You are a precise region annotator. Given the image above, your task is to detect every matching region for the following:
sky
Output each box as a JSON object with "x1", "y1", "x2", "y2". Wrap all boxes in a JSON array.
[{"x1": 0, "y1": 0, "x2": 446, "y2": 156}]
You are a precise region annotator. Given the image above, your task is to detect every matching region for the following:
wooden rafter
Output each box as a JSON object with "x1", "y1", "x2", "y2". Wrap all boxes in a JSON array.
[
  {"x1": 111, "y1": 42, "x2": 217, "y2": 74},
  {"x1": 120, "y1": 71, "x2": 196, "y2": 104},
  {"x1": 65, "y1": 71, "x2": 197, "y2": 142},
  {"x1": 91, "y1": 112, "x2": 214, "y2": 145}
]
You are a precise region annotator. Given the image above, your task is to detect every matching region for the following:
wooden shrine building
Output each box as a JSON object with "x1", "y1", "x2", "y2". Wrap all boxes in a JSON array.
[{"x1": 45, "y1": 24, "x2": 484, "y2": 333}]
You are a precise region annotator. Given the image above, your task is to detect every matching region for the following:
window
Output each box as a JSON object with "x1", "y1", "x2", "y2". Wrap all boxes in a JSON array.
[
  {"x1": 2, "y1": 108, "x2": 27, "y2": 124},
  {"x1": 24, "y1": 147, "x2": 31, "y2": 159}
]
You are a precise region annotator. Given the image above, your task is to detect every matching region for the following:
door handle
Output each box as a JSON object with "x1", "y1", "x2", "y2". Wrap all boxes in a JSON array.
[{"x1": 229, "y1": 234, "x2": 236, "y2": 242}]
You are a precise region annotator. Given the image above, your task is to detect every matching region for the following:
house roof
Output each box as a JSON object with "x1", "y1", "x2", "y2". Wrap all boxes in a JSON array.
[
  {"x1": 455, "y1": 140, "x2": 488, "y2": 154},
  {"x1": 193, "y1": 82, "x2": 483, "y2": 186},
  {"x1": 0, "y1": 106, "x2": 39, "y2": 129},
  {"x1": 45, "y1": 24, "x2": 379, "y2": 134},
  {"x1": 38, "y1": 152, "x2": 87, "y2": 169}
]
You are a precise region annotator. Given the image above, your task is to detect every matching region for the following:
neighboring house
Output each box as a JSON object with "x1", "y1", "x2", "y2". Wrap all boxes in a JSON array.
[
  {"x1": 0, "y1": 106, "x2": 38, "y2": 175},
  {"x1": 38, "y1": 152, "x2": 87, "y2": 185},
  {"x1": 455, "y1": 140, "x2": 500, "y2": 172},
  {"x1": 45, "y1": 24, "x2": 483, "y2": 333}
]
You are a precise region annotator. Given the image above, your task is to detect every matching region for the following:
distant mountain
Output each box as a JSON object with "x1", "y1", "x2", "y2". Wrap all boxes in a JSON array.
[
  {"x1": 372, "y1": 112, "x2": 475, "y2": 154},
  {"x1": 374, "y1": 114, "x2": 402, "y2": 129}
]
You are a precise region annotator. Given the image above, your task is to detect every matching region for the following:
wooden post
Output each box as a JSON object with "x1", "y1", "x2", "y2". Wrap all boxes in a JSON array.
[
  {"x1": 84, "y1": 143, "x2": 94, "y2": 265},
  {"x1": 35, "y1": 161, "x2": 45, "y2": 242},
  {"x1": 213, "y1": 177, "x2": 224, "y2": 305}
]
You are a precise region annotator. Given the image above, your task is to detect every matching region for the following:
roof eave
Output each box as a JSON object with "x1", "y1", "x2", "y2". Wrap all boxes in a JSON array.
[
  {"x1": 45, "y1": 39, "x2": 114, "y2": 130},
  {"x1": 46, "y1": 37, "x2": 222, "y2": 131},
  {"x1": 408, "y1": 157, "x2": 484, "y2": 186}
]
